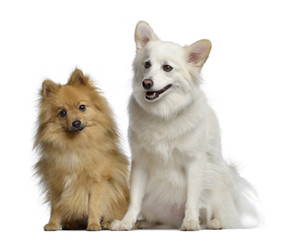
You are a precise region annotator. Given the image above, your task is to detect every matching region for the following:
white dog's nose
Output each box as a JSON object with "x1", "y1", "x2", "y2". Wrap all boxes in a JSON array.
[{"x1": 142, "y1": 79, "x2": 154, "y2": 89}]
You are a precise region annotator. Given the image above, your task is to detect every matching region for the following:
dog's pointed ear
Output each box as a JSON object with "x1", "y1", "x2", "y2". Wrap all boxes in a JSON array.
[
  {"x1": 68, "y1": 68, "x2": 89, "y2": 86},
  {"x1": 135, "y1": 21, "x2": 159, "y2": 52},
  {"x1": 41, "y1": 79, "x2": 59, "y2": 97},
  {"x1": 184, "y1": 39, "x2": 212, "y2": 72}
]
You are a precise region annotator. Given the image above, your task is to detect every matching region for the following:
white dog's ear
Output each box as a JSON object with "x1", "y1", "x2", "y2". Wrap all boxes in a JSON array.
[
  {"x1": 184, "y1": 39, "x2": 212, "y2": 72},
  {"x1": 135, "y1": 21, "x2": 159, "y2": 52}
]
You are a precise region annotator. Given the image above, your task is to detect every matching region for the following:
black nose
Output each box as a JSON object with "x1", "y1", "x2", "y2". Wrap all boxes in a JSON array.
[
  {"x1": 142, "y1": 79, "x2": 154, "y2": 90},
  {"x1": 72, "y1": 120, "x2": 81, "y2": 129}
]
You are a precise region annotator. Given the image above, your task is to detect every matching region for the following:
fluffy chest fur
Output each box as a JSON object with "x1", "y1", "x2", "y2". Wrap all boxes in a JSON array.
[
  {"x1": 128, "y1": 92, "x2": 209, "y2": 161},
  {"x1": 36, "y1": 145, "x2": 114, "y2": 220},
  {"x1": 41, "y1": 146, "x2": 112, "y2": 184},
  {"x1": 128, "y1": 92, "x2": 211, "y2": 225}
]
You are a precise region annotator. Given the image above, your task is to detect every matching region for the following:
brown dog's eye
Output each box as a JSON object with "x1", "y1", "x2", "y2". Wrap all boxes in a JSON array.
[
  {"x1": 144, "y1": 61, "x2": 151, "y2": 69},
  {"x1": 79, "y1": 105, "x2": 86, "y2": 112},
  {"x1": 162, "y1": 64, "x2": 173, "y2": 72},
  {"x1": 59, "y1": 110, "x2": 67, "y2": 117}
]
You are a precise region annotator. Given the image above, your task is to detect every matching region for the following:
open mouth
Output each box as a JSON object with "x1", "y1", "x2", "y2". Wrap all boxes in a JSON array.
[{"x1": 145, "y1": 84, "x2": 172, "y2": 101}]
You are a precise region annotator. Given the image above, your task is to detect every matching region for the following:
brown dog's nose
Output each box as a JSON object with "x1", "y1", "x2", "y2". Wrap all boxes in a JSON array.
[
  {"x1": 72, "y1": 120, "x2": 81, "y2": 129},
  {"x1": 142, "y1": 79, "x2": 154, "y2": 90},
  {"x1": 71, "y1": 120, "x2": 84, "y2": 132}
]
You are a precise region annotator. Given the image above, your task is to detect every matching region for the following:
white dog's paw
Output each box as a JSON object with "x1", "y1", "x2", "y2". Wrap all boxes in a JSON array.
[
  {"x1": 208, "y1": 218, "x2": 222, "y2": 230},
  {"x1": 181, "y1": 219, "x2": 200, "y2": 231},
  {"x1": 111, "y1": 219, "x2": 135, "y2": 231}
]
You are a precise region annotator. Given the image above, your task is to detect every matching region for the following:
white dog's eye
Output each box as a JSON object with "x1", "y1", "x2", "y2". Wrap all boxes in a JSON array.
[
  {"x1": 144, "y1": 61, "x2": 151, "y2": 69},
  {"x1": 162, "y1": 64, "x2": 173, "y2": 72}
]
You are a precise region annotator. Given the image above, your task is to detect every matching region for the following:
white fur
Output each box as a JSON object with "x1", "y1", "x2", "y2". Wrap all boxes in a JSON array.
[{"x1": 111, "y1": 21, "x2": 260, "y2": 231}]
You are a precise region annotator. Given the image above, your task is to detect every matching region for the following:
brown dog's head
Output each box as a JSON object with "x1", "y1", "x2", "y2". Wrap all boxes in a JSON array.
[{"x1": 35, "y1": 69, "x2": 114, "y2": 149}]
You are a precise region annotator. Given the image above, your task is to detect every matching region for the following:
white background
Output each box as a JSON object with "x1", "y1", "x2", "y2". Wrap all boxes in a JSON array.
[{"x1": 1, "y1": 0, "x2": 282, "y2": 239}]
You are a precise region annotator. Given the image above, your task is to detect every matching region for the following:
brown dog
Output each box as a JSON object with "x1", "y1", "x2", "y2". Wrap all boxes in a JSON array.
[{"x1": 34, "y1": 69, "x2": 129, "y2": 231}]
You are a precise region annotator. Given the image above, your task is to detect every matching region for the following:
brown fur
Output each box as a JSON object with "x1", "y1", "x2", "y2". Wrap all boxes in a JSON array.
[{"x1": 34, "y1": 68, "x2": 129, "y2": 231}]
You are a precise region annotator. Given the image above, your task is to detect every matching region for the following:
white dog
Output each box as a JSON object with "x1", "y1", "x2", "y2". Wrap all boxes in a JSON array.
[{"x1": 112, "y1": 21, "x2": 260, "y2": 230}]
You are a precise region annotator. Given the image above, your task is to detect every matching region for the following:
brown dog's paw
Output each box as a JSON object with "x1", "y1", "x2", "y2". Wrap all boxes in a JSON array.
[
  {"x1": 44, "y1": 223, "x2": 58, "y2": 231},
  {"x1": 86, "y1": 223, "x2": 101, "y2": 231},
  {"x1": 101, "y1": 221, "x2": 111, "y2": 230}
]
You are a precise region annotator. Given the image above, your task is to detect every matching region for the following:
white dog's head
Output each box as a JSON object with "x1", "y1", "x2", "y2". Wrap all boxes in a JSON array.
[{"x1": 132, "y1": 21, "x2": 211, "y2": 119}]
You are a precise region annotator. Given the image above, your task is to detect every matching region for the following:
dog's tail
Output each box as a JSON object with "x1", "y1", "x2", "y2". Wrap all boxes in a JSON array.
[{"x1": 228, "y1": 163, "x2": 262, "y2": 228}]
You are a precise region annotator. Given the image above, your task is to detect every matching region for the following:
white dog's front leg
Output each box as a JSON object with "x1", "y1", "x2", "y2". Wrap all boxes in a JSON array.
[
  {"x1": 181, "y1": 155, "x2": 204, "y2": 231},
  {"x1": 111, "y1": 162, "x2": 147, "y2": 230}
]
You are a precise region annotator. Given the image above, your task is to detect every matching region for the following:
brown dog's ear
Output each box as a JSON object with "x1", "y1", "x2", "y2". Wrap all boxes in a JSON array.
[
  {"x1": 41, "y1": 79, "x2": 59, "y2": 97},
  {"x1": 135, "y1": 21, "x2": 159, "y2": 53},
  {"x1": 68, "y1": 68, "x2": 89, "y2": 86},
  {"x1": 184, "y1": 39, "x2": 212, "y2": 72}
]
